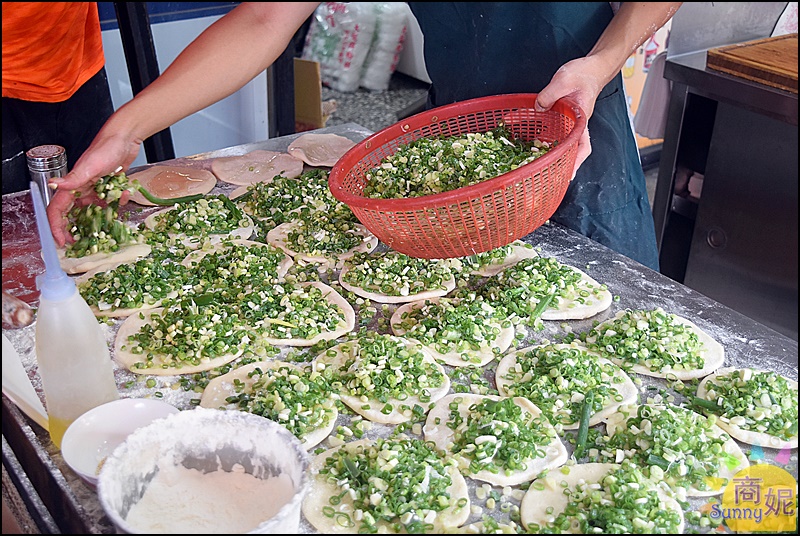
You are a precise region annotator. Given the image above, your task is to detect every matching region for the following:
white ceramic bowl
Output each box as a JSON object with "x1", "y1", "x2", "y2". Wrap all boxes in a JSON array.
[
  {"x1": 97, "y1": 407, "x2": 311, "y2": 534},
  {"x1": 61, "y1": 398, "x2": 180, "y2": 487}
]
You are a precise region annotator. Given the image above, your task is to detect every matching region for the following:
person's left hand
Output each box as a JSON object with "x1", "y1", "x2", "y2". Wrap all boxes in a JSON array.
[{"x1": 533, "y1": 56, "x2": 610, "y2": 179}]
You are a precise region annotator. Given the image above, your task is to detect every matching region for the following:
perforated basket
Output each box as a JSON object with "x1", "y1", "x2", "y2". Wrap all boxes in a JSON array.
[{"x1": 329, "y1": 93, "x2": 585, "y2": 258}]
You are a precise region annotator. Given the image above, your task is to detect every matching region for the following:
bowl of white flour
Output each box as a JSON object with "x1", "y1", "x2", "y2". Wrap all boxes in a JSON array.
[{"x1": 97, "y1": 407, "x2": 311, "y2": 533}]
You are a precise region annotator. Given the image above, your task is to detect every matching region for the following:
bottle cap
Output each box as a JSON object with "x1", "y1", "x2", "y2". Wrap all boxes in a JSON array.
[
  {"x1": 30, "y1": 182, "x2": 76, "y2": 301},
  {"x1": 26, "y1": 145, "x2": 67, "y2": 173}
]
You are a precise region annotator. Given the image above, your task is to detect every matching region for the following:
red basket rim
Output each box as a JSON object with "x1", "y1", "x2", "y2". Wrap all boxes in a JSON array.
[{"x1": 329, "y1": 93, "x2": 586, "y2": 211}]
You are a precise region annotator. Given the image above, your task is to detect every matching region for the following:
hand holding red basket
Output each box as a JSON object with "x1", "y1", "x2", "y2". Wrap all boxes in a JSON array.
[{"x1": 329, "y1": 94, "x2": 585, "y2": 259}]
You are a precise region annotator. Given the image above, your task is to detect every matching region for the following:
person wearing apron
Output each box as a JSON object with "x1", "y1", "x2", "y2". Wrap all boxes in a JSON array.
[{"x1": 409, "y1": 3, "x2": 665, "y2": 270}]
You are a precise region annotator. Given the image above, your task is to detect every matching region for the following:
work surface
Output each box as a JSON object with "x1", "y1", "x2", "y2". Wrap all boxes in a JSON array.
[{"x1": 2, "y1": 124, "x2": 797, "y2": 533}]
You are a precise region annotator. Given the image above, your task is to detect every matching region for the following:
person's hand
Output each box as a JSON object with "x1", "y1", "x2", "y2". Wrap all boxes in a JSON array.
[
  {"x1": 534, "y1": 56, "x2": 610, "y2": 179},
  {"x1": 47, "y1": 128, "x2": 142, "y2": 247}
]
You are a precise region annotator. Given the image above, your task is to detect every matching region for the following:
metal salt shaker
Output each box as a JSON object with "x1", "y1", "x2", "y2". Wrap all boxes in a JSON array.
[{"x1": 26, "y1": 145, "x2": 67, "y2": 206}]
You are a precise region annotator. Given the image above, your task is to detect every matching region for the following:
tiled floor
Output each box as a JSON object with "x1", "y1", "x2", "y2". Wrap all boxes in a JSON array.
[{"x1": 322, "y1": 72, "x2": 661, "y2": 208}]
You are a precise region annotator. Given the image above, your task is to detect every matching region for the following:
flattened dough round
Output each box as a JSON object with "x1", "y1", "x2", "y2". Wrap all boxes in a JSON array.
[
  {"x1": 266, "y1": 220, "x2": 378, "y2": 270},
  {"x1": 287, "y1": 133, "x2": 355, "y2": 167},
  {"x1": 424, "y1": 393, "x2": 568, "y2": 486},
  {"x1": 144, "y1": 204, "x2": 255, "y2": 249},
  {"x1": 257, "y1": 281, "x2": 356, "y2": 347},
  {"x1": 114, "y1": 307, "x2": 244, "y2": 376},
  {"x1": 461, "y1": 240, "x2": 539, "y2": 277},
  {"x1": 338, "y1": 251, "x2": 456, "y2": 304},
  {"x1": 57, "y1": 242, "x2": 152, "y2": 275},
  {"x1": 696, "y1": 367, "x2": 798, "y2": 449},
  {"x1": 390, "y1": 297, "x2": 514, "y2": 367},
  {"x1": 313, "y1": 334, "x2": 450, "y2": 424},
  {"x1": 200, "y1": 360, "x2": 337, "y2": 450},
  {"x1": 75, "y1": 258, "x2": 179, "y2": 318},
  {"x1": 495, "y1": 342, "x2": 638, "y2": 429},
  {"x1": 181, "y1": 238, "x2": 293, "y2": 280},
  {"x1": 210, "y1": 150, "x2": 304, "y2": 186},
  {"x1": 605, "y1": 403, "x2": 749, "y2": 496},
  {"x1": 127, "y1": 165, "x2": 216, "y2": 206},
  {"x1": 302, "y1": 437, "x2": 471, "y2": 534},
  {"x1": 586, "y1": 309, "x2": 725, "y2": 380},
  {"x1": 520, "y1": 463, "x2": 685, "y2": 534}
]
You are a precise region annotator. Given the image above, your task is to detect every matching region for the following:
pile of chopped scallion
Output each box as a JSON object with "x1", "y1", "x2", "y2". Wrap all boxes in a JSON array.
[{"x1": 363, "y1": 125, "x2": 551, "y2": 199}]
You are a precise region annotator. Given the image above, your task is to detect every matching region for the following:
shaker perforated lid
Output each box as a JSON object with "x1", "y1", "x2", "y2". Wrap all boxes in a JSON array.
[{"x1": 26, "y1": 145, "x2": 67, "y2": 172}]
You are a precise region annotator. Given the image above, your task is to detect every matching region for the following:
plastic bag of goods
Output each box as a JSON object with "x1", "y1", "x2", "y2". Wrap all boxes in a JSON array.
[
  {"x1": 360, "y1": 3, "x2": 410, "y2": 91},
  {"x1": 301, "y1": 2, "x2": 377, "y2": 93}
]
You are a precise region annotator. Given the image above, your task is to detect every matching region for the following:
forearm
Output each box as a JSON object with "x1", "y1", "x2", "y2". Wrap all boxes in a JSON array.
[
  {"x1": 587, "y1": 2, "x2": 682, "y2": 87},
  {"x1": 108, "y1": 2, "x2": 320, "y2": 144}
]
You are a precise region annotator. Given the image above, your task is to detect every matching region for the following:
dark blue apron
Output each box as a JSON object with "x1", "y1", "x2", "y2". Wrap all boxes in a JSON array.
[{"x1": 409, "y1": 2, "x2": 660, "y2": 270}]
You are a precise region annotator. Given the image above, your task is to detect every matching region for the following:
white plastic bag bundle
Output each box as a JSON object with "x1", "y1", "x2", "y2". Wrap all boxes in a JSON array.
[
  {"x1": 301, "y1": 2, "x2": 377, "y2": 93},
  {"x1": 360, "y1": 3, "x2": 410, "y2": 91}
]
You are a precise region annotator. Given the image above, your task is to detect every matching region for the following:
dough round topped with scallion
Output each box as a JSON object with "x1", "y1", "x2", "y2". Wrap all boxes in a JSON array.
[
  {"x1": 695, "y1": 367, "x2": 798, "y2": 448},
  {"x1": 302, "y1": 436, "x2": 471, "y2": 534},
  {"x1": 390, "y1": 295, "x2": 514, "y2": 367},
  {"x1": 457, "y1": 240, "x2": 539, "y2": 277},
  {"x1": 583, "y1": 308, "x2": 725, "y2": 380},
  {"x1": 252, "y1": 281, "x2": 356, "y2": 347},
  {"x1": 114, "y1": 302, "x2": 253, "y2": 375},
  {"x1": 495, "y1": 342, "x2": 638, "y2": 430},
  {"x1": 181, "y1": 239, "x2": 293, "y2": 283},
  {"x1": 520, "y1": 461, "x2": 685, "y2": 534},
  {"x1": 200, "y1": 360, "x2": 337, "y2": 450},
  {"x1": 603, "y1": 403, "x2": 748, "y2": 496},
  {"x1": 230, "y1": 169, "x2": 353, "y2": 229},
  {"x1": 76, "y1": 257, "x2": 192, "y2": 317},
  {"x1": 339, "y1": 250, "x2": 456, "y2": 303},
  {"x1": 314, "y1": 333, "x2": 450, "y2": 424},
  {"x1": 424, "y1": 393, "x2": 568, "y2": 487},
  {"x1": 267, "y1": 216, "x2": 378, "y2": 270},
  {"x1": 475, "y1": 256, "x2": 612, "y2": 324},
  {"x1": 144, "y1": 194, "x2": 255, "y2": 248}
]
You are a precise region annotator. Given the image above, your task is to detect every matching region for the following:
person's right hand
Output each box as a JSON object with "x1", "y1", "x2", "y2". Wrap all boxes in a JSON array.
[{"x1": 46, "y1": 126, "x2": 142, "y2": 247}]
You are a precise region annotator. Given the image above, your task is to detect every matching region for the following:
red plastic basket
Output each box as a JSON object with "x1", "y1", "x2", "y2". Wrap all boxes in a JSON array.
[{"x1": 329, "y1": 93, "x2": 585, "y2": 259}]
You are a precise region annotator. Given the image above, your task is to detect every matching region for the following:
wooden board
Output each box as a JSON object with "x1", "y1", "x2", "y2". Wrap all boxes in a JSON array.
[{"x1": 706, "y1": 33, "x2": 797, "y2": 93}]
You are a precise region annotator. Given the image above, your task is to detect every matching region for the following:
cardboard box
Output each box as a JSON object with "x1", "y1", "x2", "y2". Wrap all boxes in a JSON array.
[{"x1": 294, "y1": 58, "x2": 337, "y2": 132}]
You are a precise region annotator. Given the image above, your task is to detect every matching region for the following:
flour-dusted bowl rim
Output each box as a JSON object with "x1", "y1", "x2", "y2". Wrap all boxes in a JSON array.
[
  {"x1": 61, "y1": 398, "x2": 180, "y2": 488},
  {"x1": 97, "y1": 407, "x2": 311, "y2": 534}
]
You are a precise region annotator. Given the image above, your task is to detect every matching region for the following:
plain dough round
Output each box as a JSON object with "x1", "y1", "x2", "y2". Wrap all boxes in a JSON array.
[
  {"x1": 286, "y1": 133, "x2": 356, "y2": 167},
  {"x1": 210, "y1": 150, "x2": 304, "y2": 186},
  {"x1": 696, "y1": 367, "x2": 798, "y2": 449},
  {"x1": 127, "y1": 165, "x2": 216, "y2": 206},
  {"x1": 467, "y1": 240, "x2": 539, "y2": 277}
]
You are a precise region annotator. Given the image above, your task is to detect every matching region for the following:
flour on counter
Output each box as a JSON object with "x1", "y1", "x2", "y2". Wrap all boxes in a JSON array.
[{"x1": 125, "y1": 463, "x2": 294, "y2": 533}]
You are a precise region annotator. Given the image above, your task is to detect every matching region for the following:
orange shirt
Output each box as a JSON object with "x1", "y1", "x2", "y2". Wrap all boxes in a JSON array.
[{"x1": 2, "y1": 2, "x2": 106, "y2": 102}]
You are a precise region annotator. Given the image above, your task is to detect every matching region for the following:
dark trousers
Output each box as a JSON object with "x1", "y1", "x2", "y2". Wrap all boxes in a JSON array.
[{"x1": 2, "y1": 67, "x2": 114, "y2": 195}]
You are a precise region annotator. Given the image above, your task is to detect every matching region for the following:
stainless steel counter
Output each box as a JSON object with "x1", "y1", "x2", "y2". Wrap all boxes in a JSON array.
[{"x1": 2, "y1": 123, "x2": 798, "y2": 533}]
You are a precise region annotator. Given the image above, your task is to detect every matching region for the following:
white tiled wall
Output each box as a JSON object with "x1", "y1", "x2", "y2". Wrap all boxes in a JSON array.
[{"x1": 101, "y1": 15, "x2": 269, "y2": 168}]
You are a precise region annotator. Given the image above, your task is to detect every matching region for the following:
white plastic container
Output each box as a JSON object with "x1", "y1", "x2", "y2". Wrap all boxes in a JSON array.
[{"x1": 30, "y1": 182, "x2": 119, "y2": 449}]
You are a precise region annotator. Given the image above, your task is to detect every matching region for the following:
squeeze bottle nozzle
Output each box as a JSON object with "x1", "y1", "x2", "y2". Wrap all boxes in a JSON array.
[{"x1": 30, "y1": 181, "x2": 76, "y2": 301}]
